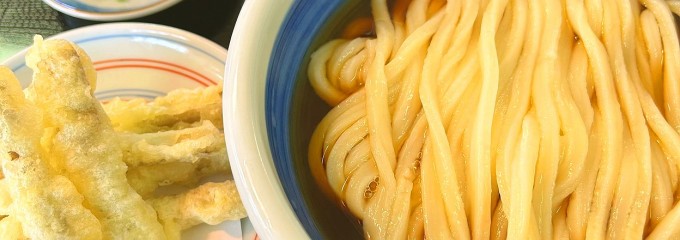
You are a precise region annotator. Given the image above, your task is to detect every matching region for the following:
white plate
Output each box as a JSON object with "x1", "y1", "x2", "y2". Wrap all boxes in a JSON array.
[
  {"x1": 41, "y1": 0, "x2": 181, "y2": 21},
  {"x1": 2, "y1": 22, "x2": 252, "y2": 240}
]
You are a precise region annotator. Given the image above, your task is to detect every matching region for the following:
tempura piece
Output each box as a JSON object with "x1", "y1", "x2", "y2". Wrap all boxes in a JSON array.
[
  {"x1": 25, "y1": 36, "x2": 165, "y2": 239},
  {"x1": 103, "y1": 85, "x2": 222, "y2": 133},
  {"x1": 0, "y1": 180, "x2": 10, "y2": 216},
  {"x1": 0, "y1": 216, "x2": 25, "y2": 240},
  {"x1": 0, "y1": 66, "x2": 101, "y2": 239},
  {"x1": 118, "y1": 120, "x2": 226, "y2": 166},
  {"x1": 149, "y1": 181, "x2": 247, "y2": 240},
  {"x1": 128, "y1": 150, "x2": 230, "y2": 197}
]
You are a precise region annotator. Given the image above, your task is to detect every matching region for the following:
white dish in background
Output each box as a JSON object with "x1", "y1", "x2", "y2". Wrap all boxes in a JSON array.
[
  {"x1": 2, "y1": 22, "x2": 251, "y2": 240},
  {"x1": 41, "y1": 0, "x2": 181, "y2": 21}
]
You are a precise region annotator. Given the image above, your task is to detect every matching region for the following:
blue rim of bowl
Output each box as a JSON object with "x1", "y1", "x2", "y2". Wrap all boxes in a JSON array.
[
  {"x1": 53, "y1": 0, "x2": 166, "y2": 13},
  {"x1": 265, "y1": 0, "x2": 345, "y2": 239}
]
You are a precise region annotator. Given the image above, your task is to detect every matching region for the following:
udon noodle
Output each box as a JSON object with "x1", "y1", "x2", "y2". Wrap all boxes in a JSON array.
[{"x1": 307, "y1": 0, "x2": 680, "y2": 239}]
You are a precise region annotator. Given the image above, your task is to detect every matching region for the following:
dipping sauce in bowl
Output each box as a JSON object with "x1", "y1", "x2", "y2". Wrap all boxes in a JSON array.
[{"x1": 227, "y1": 0, "x2": 680, "y2": 239}]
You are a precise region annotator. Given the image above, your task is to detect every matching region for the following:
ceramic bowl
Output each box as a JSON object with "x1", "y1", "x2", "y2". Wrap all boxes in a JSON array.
[
  {"x1": 2, "y1": 22, "x2": 244, "y2": 240},
  {"x1": 225, "y1": 0, "x2": 368, "y2": 239},
  {"x1": 41, "y1": 0, "x2": 182, "y2": 21}
]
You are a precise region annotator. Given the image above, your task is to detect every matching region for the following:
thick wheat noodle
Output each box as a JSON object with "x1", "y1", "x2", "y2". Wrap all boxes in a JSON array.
[
  {"x1": 419, "y1": 0, "x2": 472, "y2": 238},
  {"x1": 306, "y1": 0, "x2": 680, "y2": 238},
  {"x1": 507, "y1": 111, "x2": 540, "y2": 239},
  {"x1": 440, "y1": 41, "x2": 480, "y2": 121},
  {"x1": 551, "y1": 11, "x2": 583, "y2": 208},
  {"x1": 326, "y1": 119, "x2": 368, "y2": 195},
  {"x1": 566, "y1": 106, "x2": 604, "y2": 240},
  {"x1": 438, "y1": 0, "x2": 478, "y2": 85},
  {"x1": 668, "y1": 0, "x2": 680, "y2": 15},
  {"x1": 467, "y1": 0, "x2": 509, "y2": 238},
  {"x1": 420, "y1": 138, "x2": 453, "y2": 239},
  {"x1": 566, "y1": 0, "x2": 624, "y2": 239},
  {"x1": 495, "y1": 0, "x2": 526, "y2": 88},
  {"x1": 344, "y1": 156, "x2": 377, "y2": 218},
  {"x1": 391, "y1": 54, "x2": 425, "y2": 150},
  {"x1": 330, "y1": 38, "x2": 368, "y2": 92},
  {"x1": 385, "y1": 12, "x2": 445, "y2": 79},
  {"x1": 568, "y1": 43, "x2": 594, "y2": 131},
  {"x1": 530, "y1": 0, "x2": 561, "y2": 238},
  {"x1": 649, "y1": 197, "x2": 680, "y2": 239},
  {"x1": 308, "y1": 0, "x2": 445, "y2": 206},
  {"x1": 490, "y1": 203, "x2": 508, "y2": 240},
  {"x1": 605, "y1": 122, "x2": 637, "y2": 240},
  {"x1": 635, "y1": 22, "x2": 654, "y2": 82},
  {"x1": 553, "y1": 204, "x2": 570, "y2": 240},
  {"x1": 649, "y1": 136, "x2": 674, "y2": 228},
  {"x1": 389, "y1": 1, "x2": 434, "y2": 151},
  {"x1": 328, "y1": 39, "x2": 358, "y2": 89},
  {"x1": 585, "y1": 0, "x2": 603, "y2": 37},
  {"x1": 354, "y1": 3, "x2": 444, "y2": 234},
  {"x1": 407, "y1": 204, "x2": 425, "y2": 238},
  {"x1": 390, "y1": 0, "x2": 408, "y2": 55},
  {"x1": 641, "y1": 0, "x2": 680, "y2": 130},
  {"x1": 309, "y1": 40, "x2": 348, "y2": 105},
  {"x1": 446, "y1": 78, "x2": 482, "y2": 209},
  {"x1": 495, "y1": 0, "x2": 538, "y2": 238},
  {"x1": 630, "y1": 30, "x2": 680, "y2": 193},
  {"x1": 487, "y1": 0, "x2": 527, "y2": 211},
  {"x1": 362, "y1": 0, "x2": 403, "y2": 238},
  {"x1": 615, "y1": 0, "x2": 653, "y2": 236},
  {"x1": 552, "y1": 50, "x2": 588, "y2": 211},
  {"x1": 344, "y1": 139, "x2": 371, "y2": 176},
  {"x1": 634, "y1": 37, "x2": 656, "y2": 117},
  {"x1": 640, "y1": 10, "x2": 664, "y2": 105}
]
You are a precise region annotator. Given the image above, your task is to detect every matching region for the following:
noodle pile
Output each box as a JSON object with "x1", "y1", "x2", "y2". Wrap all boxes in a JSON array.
[{"x1": 308, "y1": 0, "x2": 680, "y2": 239}]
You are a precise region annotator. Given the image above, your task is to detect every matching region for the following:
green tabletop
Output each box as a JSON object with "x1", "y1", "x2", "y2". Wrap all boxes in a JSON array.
[
  {"x1": 0, "y1": 0, "x2": 243, "y2": 62},
  {"x1": 0, "y1": 0, "x2": 65, "y2": 61}
]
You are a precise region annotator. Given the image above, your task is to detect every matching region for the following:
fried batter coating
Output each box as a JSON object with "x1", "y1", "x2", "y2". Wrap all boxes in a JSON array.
[
  {"x1": 118, "y1": 121, "x2": 226, "y2": 167},
  {"x1": 25, "y1": 37, "x2": 165, "y2": 239},
  {"x1": 0, "y1": 216, "x2": 25, "y2": 240},
  {"x1": 103, "y1": 85, "x2": 222, "y2": 133},
  {"x1": 0, "y1": 180, "x2": 9, "y2": 216},
  {"x1": 0, "y1": 66, "x2": 101, "y2": 239},
  {"x1": 149, "y1": 181, "x2": 247, "y2": 240},
  {"x1": 127, "y1": 149, "x2": 230, "y2": 198}
]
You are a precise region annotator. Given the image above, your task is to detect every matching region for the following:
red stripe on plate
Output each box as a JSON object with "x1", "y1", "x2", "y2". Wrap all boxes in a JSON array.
[
  {"x1": 94, "y1": 58, "x2": 218, "y2": 85},
  {"x1": 95, "y1": 64, "x2": 209, "y2": 86}
]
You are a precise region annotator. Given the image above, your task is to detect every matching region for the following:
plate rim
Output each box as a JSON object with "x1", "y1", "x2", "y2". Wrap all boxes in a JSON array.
[
  {"x1": 41, "y1": 0, "x2": 182, "y2": 21},
  {"x1": 2, "y1": 22, "x2": 227, "y2": 70}
]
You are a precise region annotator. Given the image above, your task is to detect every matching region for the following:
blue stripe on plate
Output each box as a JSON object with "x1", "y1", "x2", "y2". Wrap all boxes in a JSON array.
[
  {"x1": 95, "y1": 89, "x2": 165, "y2": 100},
  {"x1": 97, "y1": 93, "x2": 158, "y2": 100},
  {"x1": 53, "y1": 0, "x2": 160, "y2": 12},
  {"x1": 11, "y1": 33, "x2": 223, "y2": 72},
  {"x1": 95, "y1": 88, "x2": 167, "y2": 97}
]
